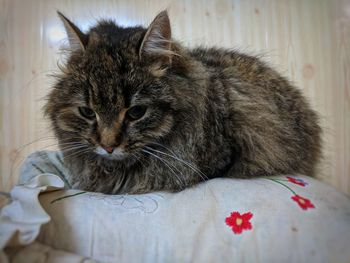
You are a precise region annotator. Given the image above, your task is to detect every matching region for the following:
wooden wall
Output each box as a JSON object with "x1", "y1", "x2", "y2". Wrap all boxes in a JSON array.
[{"x1": 0, "y1": 0, "x2": 349, "y2": 194}]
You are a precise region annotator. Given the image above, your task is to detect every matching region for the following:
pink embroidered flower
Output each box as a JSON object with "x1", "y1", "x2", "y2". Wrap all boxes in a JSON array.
[
  {"x1": 286, "y1": 176, "x2": 308, "y2": 186},
  {"x1": 225, "y1": 211, "x2": 253, "y2": 234},
  {"x1": 291, "y1": 195, "x2": 315, "y2": 210}
]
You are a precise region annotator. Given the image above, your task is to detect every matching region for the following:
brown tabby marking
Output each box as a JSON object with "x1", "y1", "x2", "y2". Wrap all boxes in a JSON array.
[{"x1": 44, "y1": 11, "x2": 322, "y2": 194}]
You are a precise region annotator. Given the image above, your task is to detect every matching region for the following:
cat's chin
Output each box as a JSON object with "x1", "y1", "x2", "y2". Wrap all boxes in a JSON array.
[
  {"x1": 95, "y1": 151, "x2": 138, "y2": 167},
  {"x1": 94, "y1": 146, "x2": 127, "y2": 161},
  {"x1": 99, "y1": 154, "x2": 126, "y2": 161}
]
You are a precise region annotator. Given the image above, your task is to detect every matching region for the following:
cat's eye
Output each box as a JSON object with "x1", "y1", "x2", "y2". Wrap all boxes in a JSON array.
[
  {"x1": 78, "y1": 107, "x2": 96, "y2": 119},
  {"x1": 126, "y1": 106, "x2": 147, "y2": 121}
]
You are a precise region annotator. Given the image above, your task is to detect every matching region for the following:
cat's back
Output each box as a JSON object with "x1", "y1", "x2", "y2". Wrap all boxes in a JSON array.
[
  {"x1": 188, "y1": 47, "x2": 321, "y2": 177},
  {"x1": 188, "y1": 46, "x2": 317, "y2": 117},
  {"x1": 189, "y1": 47, "x2": 288, "y2": 89}
]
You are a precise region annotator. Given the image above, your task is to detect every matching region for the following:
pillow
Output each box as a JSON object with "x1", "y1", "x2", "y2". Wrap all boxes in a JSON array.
[{"x1": 1, "y1": 151, "x2": 350, "y2": 263}]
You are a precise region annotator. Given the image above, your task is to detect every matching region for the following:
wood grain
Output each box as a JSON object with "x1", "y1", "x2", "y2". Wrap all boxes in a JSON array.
[{"x1": 0, "y1": 0, "x2": 349, "y2": 194}]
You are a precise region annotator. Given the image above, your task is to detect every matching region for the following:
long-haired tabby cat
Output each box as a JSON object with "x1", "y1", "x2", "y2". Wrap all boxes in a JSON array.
[{"x1": 45, "y1": 10, "x2": 321, "y2": 194}]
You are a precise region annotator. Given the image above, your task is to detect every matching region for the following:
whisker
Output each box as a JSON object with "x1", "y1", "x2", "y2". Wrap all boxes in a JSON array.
[
  {"x1": 142, "y1": 148, "x2": 178, "y2": 171},
  {"x1": 14, "y1": 136, "x2": 85, "y2": 153},
  {"x1": 141, "y1": 149, "x2": 185, "y2": 188},
  {"x1": 62, "y1": 150, "x2": 91, "y2": 161},
  {"x1": 13, "y1": 137, "x2": 57, "y2": 153},
  {"x1": 15, "y1": 142, "x2": 87, "y2": 157},
  {"x1": 18, "y1": 144, "x2": 89, "y2": 162},
  {"x1": 62, "y1": 147, "x2": 93, "y2": 160},
  {"x1": 145, "y1": 146, "x2": 209, "y2": 182},
  {"x1": 148, "y1": 142, "x2": 179, "y2": 157},
  {"x1": 147, "y1": 144, "x2": 215, "y2": 199},
  {"x1": 60, "y1": 145, "x2": 90, "y2": 153},
  {"x1": 131, "y1": 153, "x2": 148, "y2": 168}
]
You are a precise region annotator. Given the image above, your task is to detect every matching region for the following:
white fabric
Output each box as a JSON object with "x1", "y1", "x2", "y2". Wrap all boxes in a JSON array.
[
  {"x1": 4, "y1": 242, "x2": 95, "y2": 263},
  {"x1": 0, "y1": 174, "x2": 64, "y2": 249},
  {"x1": 1, "y1": 151, "x2": 350, "y2": 263}
]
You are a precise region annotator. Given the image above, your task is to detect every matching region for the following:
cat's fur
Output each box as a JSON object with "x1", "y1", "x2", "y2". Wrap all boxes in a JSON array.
[{"x1": 45, "y1": 11, "x2": 321, "y2": 194}]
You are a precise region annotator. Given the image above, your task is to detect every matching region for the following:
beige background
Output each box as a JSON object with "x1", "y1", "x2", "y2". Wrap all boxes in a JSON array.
[{"x1": 0, "y1": 0, "x2": 349, "y2": 194}]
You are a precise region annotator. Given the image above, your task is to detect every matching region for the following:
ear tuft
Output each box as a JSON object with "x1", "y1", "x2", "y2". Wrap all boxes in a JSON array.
[
  {"x1": 139, "y1": 10, "x2": 174, "y2": 62},
  {"x1": 57, "y1": 11, "x2": 88, "y2": 50}
]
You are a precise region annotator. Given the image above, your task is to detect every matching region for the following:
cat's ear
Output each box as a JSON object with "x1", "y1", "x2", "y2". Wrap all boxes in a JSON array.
[
  {"x1": 139, "y1": 10, "x2": 173, "y2": 64},
  {"x1": 57, "y1": 11, "x2": 88, "y2": 50}
]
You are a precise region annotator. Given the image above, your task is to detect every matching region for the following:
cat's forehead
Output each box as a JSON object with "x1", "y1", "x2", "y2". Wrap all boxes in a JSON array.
[
  {"x1": 78, "y1": 23, "x2": 144, "y2": 77},
  {"x1": 66, "y1": 24, "x2": 158, "y2": 111},
  {"x1": 74, "y1": 49, "x2": 151, "y2": 111},
  {"x1": 84, "y1": 48, "x2": 127, "y2": 80}
]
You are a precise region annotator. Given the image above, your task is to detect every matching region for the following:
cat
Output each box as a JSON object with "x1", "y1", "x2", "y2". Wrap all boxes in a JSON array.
[{"x1": 44, "y1": 10, "x2": 321, "y2": 194}]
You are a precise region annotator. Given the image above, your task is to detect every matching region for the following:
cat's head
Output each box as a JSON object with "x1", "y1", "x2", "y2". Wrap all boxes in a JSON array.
[{"x1": 45, "y1": 11, "x2": 191, "y2": 162}]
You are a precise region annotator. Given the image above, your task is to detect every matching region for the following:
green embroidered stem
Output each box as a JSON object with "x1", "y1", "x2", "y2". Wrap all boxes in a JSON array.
[
  {"x1": 51, "y1": 191, "x2": 86, "y2": 204},
  {"x1": 273, "y1": 179, "x2": 290, "y2": 182},
  {"x1": 266, "y1": 178, "x2": 297, "y2": 195},
  {"x1": 265, "y1": 176, "x2": 289, "y2": 181}
]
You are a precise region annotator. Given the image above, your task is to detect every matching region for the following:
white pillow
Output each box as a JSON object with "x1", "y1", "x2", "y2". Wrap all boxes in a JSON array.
[{"x1": 1, "y1": 151, "x2": 350, "y2": 263}]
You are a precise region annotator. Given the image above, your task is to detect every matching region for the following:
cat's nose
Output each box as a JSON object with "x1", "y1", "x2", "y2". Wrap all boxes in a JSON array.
[{"x1": 102, "y1": 146, "x2": 114, "y2": 154}]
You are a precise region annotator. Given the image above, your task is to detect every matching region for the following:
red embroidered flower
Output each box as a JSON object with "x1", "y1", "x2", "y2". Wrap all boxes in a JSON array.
[
  {"x1": 291, "y1": 195, "x2": 315, "y2": 210},
  {"x1": 286, "y1": 176, "x2": 308, "y2": 186},
  {"x1": 225, "y1": 211, "x2": 253, "y2": 234}
]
